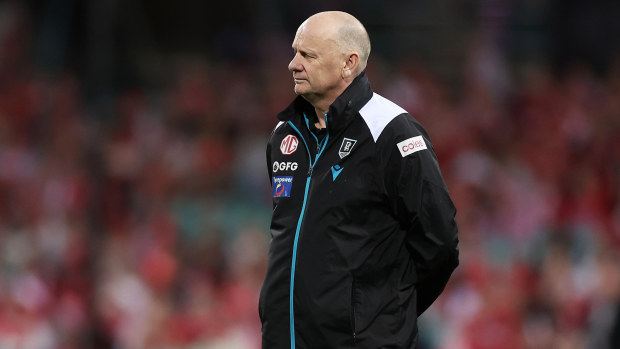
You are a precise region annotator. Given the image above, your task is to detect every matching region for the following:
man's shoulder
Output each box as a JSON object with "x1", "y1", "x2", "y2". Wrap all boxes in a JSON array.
[
  {"x1": 273, "y1": 121, "x2": 286, "y2": 132},
  {"x1": 359, "y1": 93, "x2": 421, "y2": 142},
  {"x1": 269, "y1": 121, "x2": 287, "y2": 138}
]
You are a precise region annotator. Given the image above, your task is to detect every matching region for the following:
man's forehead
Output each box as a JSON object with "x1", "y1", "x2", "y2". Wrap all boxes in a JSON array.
[{"x1": 293, "y1": 22, "x2": 335, "y2": 49}]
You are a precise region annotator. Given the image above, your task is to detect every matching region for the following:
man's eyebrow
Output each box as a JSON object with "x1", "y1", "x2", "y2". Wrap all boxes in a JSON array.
[{"x1": 292, "y1": 45, "x2": 317, "y2": 56}]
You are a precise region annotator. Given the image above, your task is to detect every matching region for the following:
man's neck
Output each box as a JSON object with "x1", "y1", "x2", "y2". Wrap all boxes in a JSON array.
[
  {"x1": 305, "y1": 84, "x2": 350, "y2": 129},
  {"x1": 314, "y1": 107, "x2": 327, "y2": 129}
]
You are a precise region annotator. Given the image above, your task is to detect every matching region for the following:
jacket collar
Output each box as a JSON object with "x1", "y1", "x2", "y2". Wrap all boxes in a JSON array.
[{"x1": 277, "y1": 72, "x2": 374, "y2": 135}]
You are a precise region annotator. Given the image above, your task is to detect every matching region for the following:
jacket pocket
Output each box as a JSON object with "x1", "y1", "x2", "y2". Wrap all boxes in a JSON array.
[{"x1": 349, "y1": 267, "x2": 401, "y2": 340}]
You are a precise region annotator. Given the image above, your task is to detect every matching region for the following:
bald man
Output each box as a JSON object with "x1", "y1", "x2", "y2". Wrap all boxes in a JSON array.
[{"x1": 260, "y1": 11, "x2": 459, "y2": 348}]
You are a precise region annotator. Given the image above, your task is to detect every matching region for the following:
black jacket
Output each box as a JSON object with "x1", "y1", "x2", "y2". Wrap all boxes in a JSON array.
[{"x1": 260, "y1": 73, "x2": 459, "y2": 348}]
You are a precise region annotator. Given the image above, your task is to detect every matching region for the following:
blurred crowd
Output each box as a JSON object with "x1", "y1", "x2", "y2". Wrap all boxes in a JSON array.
[{"x1": 1, "y1": 1, "x2": 620, "y2": 349}]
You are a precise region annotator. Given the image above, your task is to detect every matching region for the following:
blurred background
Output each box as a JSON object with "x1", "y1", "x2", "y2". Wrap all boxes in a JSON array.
[{"x1": 0, "y1": 0, "x2": 619, "y2": 348}]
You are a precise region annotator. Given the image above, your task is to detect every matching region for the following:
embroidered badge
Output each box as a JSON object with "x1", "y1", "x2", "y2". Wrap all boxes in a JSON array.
[
  {"x1": 280, "y1": 135, "x2": 298, "y2": 155},
  {"x1": 338, "y1": 138, "x2": 357, "y2": 159}
]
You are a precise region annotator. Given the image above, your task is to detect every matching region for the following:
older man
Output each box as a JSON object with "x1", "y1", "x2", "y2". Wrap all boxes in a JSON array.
[{"x1": 259, "y1": 11, "x2": 459, "y2": 348}]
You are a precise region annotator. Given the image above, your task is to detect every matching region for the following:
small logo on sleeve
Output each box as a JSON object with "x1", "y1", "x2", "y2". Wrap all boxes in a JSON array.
[
  {"x1": 280, "y1": 135, "x2": 298, "y2": 155},
  {"x1": 273, "y1": 176, "x2": 293, "y2": 197},
  {"x1": 338, "y1": 138, "x2": 357, "y2": 159},
  {"x1": 397, "y1": 136, "x2": 427, "y2": 157}
]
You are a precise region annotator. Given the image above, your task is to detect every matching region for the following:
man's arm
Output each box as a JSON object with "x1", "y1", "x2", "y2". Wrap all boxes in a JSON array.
[
  {"x1": 266, "y1": 140, "x2": 272, "y2": 182},
  {"x1": 381, "y1": 115, "x2": 459, "y2": 316}
]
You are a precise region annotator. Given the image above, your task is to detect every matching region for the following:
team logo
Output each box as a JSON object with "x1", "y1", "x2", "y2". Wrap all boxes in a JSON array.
[
  {"x1": 280, "y1": 135, "x2": 298, "y2": 155},
  {"x1": 272, "y1": 161, "x2": 298, "y2": 173},
  {"x1": 338, "y1": 138, "x2": 357, "y2": 159},
  {"x1": 397, "y1": 136, "x2": 427, "y2": 157},
  {"x1": 273, "y1": 176, "x2": 293, "y2": 197}
]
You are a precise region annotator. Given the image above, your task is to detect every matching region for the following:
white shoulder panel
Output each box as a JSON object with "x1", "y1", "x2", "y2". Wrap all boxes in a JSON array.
[{"x1": 359, "y1": 93, "x2": 407, "y2": 142}]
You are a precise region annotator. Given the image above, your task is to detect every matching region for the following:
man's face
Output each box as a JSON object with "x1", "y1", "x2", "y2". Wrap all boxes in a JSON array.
[{"x1": 288, "y1": 22, "x2": 345, "y2": 103}]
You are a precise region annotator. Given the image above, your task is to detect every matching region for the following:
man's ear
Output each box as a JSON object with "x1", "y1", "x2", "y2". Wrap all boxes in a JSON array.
[{"x1": 342, "y1": 53, "x2": 360, "y2": 79}]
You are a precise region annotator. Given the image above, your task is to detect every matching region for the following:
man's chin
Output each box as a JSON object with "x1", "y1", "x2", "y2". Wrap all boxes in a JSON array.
[{"x1": 293, "y1": 86, "x2": 309, "y2": 96}]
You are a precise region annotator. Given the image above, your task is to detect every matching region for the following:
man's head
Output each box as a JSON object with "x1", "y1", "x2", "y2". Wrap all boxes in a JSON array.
[{"x1": 288, "y1": 11, "x2": 371, "y2": 109}]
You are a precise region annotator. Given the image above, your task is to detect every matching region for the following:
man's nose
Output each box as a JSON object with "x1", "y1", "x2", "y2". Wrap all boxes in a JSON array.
[{"x1": 288, "y1": 54, "x2": 301, "y2": 72}]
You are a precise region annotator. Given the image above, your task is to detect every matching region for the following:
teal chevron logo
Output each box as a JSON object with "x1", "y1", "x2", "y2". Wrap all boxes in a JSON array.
[{"x1": 331, "y1": 164, "x2": 343, "y2": 181}]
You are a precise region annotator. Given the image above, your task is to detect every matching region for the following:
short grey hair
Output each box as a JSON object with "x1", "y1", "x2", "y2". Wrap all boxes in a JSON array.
[
  {"x1": 337, "y1": 23, "x2": 371, "y2": 73},
  {"x1": 303, "y1": 11, "x2": 372, "y2": 75}
]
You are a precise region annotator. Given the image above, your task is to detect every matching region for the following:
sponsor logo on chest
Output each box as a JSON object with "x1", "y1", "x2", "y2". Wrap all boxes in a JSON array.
[
  {"x1": 280, "y1": 135, "x2": 298, "y2": 155},
  {"x1": 273, "y1": 176, "x2": 293, "y2": 197},
  {"x1": 272, "y1": 161, "x2": 298, "y2": 173}
]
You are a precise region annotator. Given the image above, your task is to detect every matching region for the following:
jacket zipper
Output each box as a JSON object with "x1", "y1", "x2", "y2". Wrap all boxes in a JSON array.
[{"x1": 286, "y1": 115, "x2": 329, "y2": 349}]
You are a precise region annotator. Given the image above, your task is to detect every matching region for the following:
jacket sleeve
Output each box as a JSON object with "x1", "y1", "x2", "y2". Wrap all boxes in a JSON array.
[
  {"x1": 267, "y1": 122, "x2": 282, "y2": 182},
  {"x1": 380, "y1": 115, "x2": 459, "y2": 316},
  {"x1": 266, "y1": 138, "x2": 273, "y2": 182}
]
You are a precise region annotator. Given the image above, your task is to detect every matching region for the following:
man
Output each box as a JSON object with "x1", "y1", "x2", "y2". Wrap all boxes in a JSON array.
[{"x1": 259, "y1": 11, "x2": 459, "y2": 348}]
